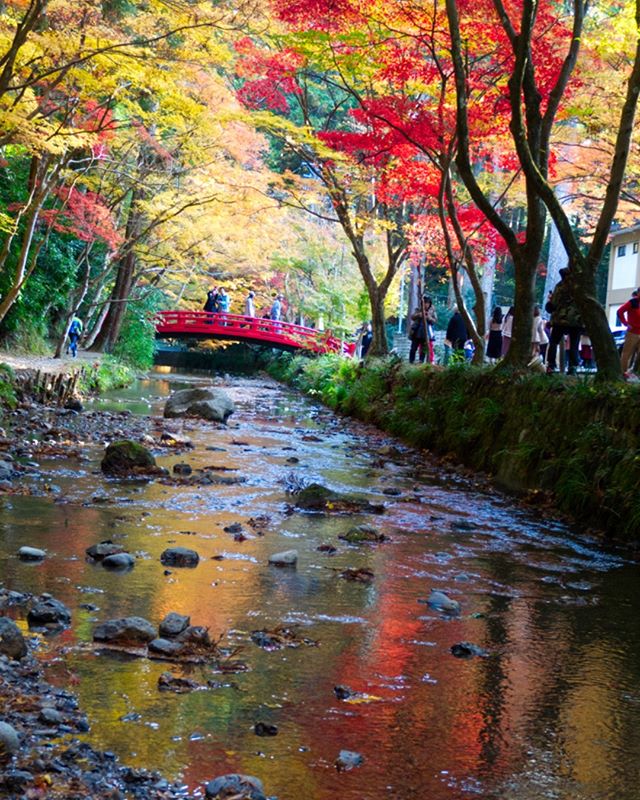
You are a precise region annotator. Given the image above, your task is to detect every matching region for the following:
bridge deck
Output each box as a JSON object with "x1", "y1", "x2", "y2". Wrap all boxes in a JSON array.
[{"x1": 155, "y1": 310, "x2": 354, "y2": 356}]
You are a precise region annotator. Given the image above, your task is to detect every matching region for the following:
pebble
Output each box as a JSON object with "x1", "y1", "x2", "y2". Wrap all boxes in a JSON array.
[
  {"x1": 0, "y1": 721, "x2": 20, "y2": 755},
  {"x1": 17, "y1": 546, "x2": 46, "y2": 561},
  {"x1": 268, "y1": 549, "x2": 298, "y2": 567}
]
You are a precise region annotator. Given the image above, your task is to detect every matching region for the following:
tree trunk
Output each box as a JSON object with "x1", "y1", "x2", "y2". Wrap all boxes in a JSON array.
[
  {"x1": 366, "y1": 283, "x2": 389, "y2": 357},
  {"x1": 501, "y1": 252, "x2": 536, "y2": 369},
  {"x1": 90, "y1": 191, "x2": 142, "y2": 352},
  {"x1": 90, "y1": 249, "x2": 136, "y2": 352},
  {"x1": 0, "y1": 199, "x2": 43, "y2": 325},
  {"x1": 571, "y1": 267, "x2": 621, "y2": 381}
]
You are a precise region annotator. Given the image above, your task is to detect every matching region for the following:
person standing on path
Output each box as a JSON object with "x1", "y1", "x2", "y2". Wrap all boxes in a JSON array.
[
  {"x1": 67, "y1": 316, "x2": 83, "y2": 358},
  {"x1": 545, "y1": 267, "x2": 582, "y2": 375},
  {"x1": 408, "y1": 305, "x2": 427, "y2": 364},
  {"x1": 617, "y1": 288, "x2": 640, "y2": 377},
  {"x1": 444, "y1": 307, "x2": 468, "y2": 365},
  {"x1": 501, "y1": 306, "x2": 514, "y2": 357},
  {"x1": 486, "y1": 307, "x2": 503, "y2": 363}
]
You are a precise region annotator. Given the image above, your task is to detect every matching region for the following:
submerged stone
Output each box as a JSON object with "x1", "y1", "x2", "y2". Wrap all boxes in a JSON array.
[
  {"x1": 160, "y1": 547, "x2": 200, "y2": 567},
  {"x1": 294, "y1": 483, "x2": 385, "y2": 514},
  {"x1": 450, "y1": 641, "x2": 488, "y2": 659},
  {"x1": 268, "y1": 549, "x2": 298, "y2": 567},
  {"x1": 205, "y1": 774, "x2": 266, "y2": 800},
  {"x1": 335, "y1": 750, "x2": 364, "y2": 771},
  {"x1": 339, "y1": 524, "x2": 386, "y2": 544},
  {"x1": 17, "y1": 546, "x2": 46, "y2": 561},
  {"x1": 86, "y1": 541, "x2": 124, "y2": 561},
  {"x1": 424, "y1": 590, "x2": 461, "y2": 616},
  {"x1": 93, "y1": 616, "x2": 156, "y2": 645},
  {"x1": 101, "y1": 552, "x2": 135, "y2": 570},
  {"x1": 101, "y1": 440, "x2": 158, "y2": 476}
]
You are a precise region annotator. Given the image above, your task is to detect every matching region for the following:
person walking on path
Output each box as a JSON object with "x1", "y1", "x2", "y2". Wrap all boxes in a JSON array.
[
  {"x1": 618, "y1": 288, "x2": 640, "y2": 377},
  {"x1": 408, "y1": 305, "x2": 427, "y2": 364},
  {"x1": 67, "y1": 316, "x2": 83, "y2": 358},
  {"x1": 359, "y1": 322, "x2": 373, "y2": 359},
  {"x1": 486, "y1": 307, "x2": 503, "y2": 363},
  {"x1": 531, "y1": 305, "x2": 548, "y2": 360},
  {"x1": 423, "y1": 296, "x2": 437, "y2": 364},
  {"x1": 545, "y1": 267, "x2": 582, "y2": 375}
]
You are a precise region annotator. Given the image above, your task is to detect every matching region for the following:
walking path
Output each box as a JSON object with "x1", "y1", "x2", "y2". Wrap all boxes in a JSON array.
[{"x1": 0, "y1": 351, "x2": 100, "y2": 375}]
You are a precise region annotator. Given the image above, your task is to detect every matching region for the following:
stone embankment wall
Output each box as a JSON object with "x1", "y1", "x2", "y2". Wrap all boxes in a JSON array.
[{"x1": 269, "y1": 354, "x2": 640, "y2": 540}]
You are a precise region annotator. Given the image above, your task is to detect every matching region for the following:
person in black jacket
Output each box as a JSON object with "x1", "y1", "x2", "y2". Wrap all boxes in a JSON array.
[{"x1": 445, "y1": 307, "x2": 468, "y2": 364}]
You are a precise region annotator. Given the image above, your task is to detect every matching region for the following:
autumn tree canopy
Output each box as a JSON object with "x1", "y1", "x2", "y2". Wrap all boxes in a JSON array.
[{"x1": 0, "y1": 0, "x2": 638, "y2": 375}]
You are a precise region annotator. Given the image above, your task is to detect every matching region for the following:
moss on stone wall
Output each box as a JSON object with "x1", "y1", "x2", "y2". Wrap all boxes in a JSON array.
[{"x1": 269, "y1": 354, "x2": 640, "y2": 540}]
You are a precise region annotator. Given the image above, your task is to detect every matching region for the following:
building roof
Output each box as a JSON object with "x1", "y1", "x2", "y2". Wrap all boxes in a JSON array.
[{"x1": 610, "y1": 222, "x2": 640, "y2": 241}]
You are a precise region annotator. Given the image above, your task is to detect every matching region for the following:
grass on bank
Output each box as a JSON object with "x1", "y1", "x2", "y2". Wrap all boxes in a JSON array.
[{"x1": 267, "y1": 353, "x2": 640, "y2": 540}]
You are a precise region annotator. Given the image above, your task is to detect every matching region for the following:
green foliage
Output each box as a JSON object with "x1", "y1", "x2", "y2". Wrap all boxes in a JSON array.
[
  {"x1": 112, "y1": 290, "x2": 164, "y2": 370},
  {"x1": 78, "y1": 356, "x2": 134, "y2": 394},
  {"x1": 270, "y1": 354, "x2": 640, "y2": 540},
  {"x1": 0, "y1": 363, "x2": 17, "y2": 409}
]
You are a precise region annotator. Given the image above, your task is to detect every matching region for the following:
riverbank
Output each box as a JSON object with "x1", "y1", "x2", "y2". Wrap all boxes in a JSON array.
[
  {"x1": 268, "y1": 354, "x2": 640, "y2": 541},
  {"x1": 0, "y1": 353, "x2": 135, "y2": 410}
]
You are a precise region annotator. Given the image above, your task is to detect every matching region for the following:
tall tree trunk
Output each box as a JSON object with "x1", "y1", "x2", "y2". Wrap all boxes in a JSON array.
[
  {"x1": 571, "y1": 266, "x2": 620, "y2": 381},
  {"x1": 90, "y1": 191, "x2": 142, "y2": 352},
  {"x1": 0, "y1": 198, "x2": 43, "y2": 325},
  {"x1": 366, "y1": 282, "x2": 389, "y2": 356},
  {"x1": 90, "y1": 249, "x2": 136, "y2": 352},
  {"x1": 502, "y1": 252, "x2": 537, "y2": 368}
]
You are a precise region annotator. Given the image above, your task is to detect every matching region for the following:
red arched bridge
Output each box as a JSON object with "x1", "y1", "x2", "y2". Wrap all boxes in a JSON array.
[{"x1": 155, "y1": 310, "x2": 355, "y2": 356}]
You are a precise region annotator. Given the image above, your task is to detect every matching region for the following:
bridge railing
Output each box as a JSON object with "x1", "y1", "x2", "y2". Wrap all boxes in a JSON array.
[{"x1": 154, "y1": 310, "x2": 355, "y2": 356}]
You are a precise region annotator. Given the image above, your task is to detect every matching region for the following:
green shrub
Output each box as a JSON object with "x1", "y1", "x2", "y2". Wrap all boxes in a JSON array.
[
  {"x1": 78, "y1": 356, "x2": 134, "y2": 394},
  {"x1": 268, "y1": 353, "x2": 640, "y2": 539},
  {"x1": 0, "y1": 362, "x2": 17, "y2": 409}
]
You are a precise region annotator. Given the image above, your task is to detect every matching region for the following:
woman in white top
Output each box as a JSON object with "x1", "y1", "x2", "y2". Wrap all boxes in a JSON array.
[
  {"x1": 531, "y1": 305, "x2": 548, "y2": 357},
  {"x1": 501, "y1": 307, "x2": 514, "y2": 357}
]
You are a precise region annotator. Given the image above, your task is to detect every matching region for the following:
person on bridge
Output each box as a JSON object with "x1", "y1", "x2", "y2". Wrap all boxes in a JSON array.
[
  {"x1": 245, "y1": 290, "x2": 255, "y2": 317},
  {"x1": 217, "y1": 287, "x2": 230, "y2": 313},
  {"x1": 204, "y1": 287, "x2": 218, "y2": 315},
  {"x1": 270, "y1": 294, "x2": 283, "y2": 322}
]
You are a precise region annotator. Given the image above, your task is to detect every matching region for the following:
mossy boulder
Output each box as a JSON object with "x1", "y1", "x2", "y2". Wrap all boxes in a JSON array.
[
  {"x1": 339, "y1": 524, "x2": 386, "y2": 544},
  {"x1": 101, "y1": 440, "x2": 160, "y2": 476},
  {"x1": 294, "y1": 483, "x2": 385, "y2": 514}
]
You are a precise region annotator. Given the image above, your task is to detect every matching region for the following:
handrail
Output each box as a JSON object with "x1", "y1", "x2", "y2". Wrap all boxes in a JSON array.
[{"x1": 154, "y1": 310, "x2": 355, "y2": 356}]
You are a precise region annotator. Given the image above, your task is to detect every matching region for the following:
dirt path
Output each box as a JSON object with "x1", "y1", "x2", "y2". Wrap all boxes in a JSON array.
[{"x1": 0, "y1": 350, "x2": 102, "y2": 375}]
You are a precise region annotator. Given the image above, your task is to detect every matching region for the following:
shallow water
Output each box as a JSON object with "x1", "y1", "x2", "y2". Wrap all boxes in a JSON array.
[{"x1": 1, "y1": 374, "x2": 639, "y2": 800}]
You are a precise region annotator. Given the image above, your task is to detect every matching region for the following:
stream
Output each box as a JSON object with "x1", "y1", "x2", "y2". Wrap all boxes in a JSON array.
[{"x1": 0, "y1": 372, "x2": 639, "y2": 800}]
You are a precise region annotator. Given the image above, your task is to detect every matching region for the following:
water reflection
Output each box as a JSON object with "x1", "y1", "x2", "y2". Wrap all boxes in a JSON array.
[{"x1": 0, "y1": 375, "x2": 639, "y2": 799}]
